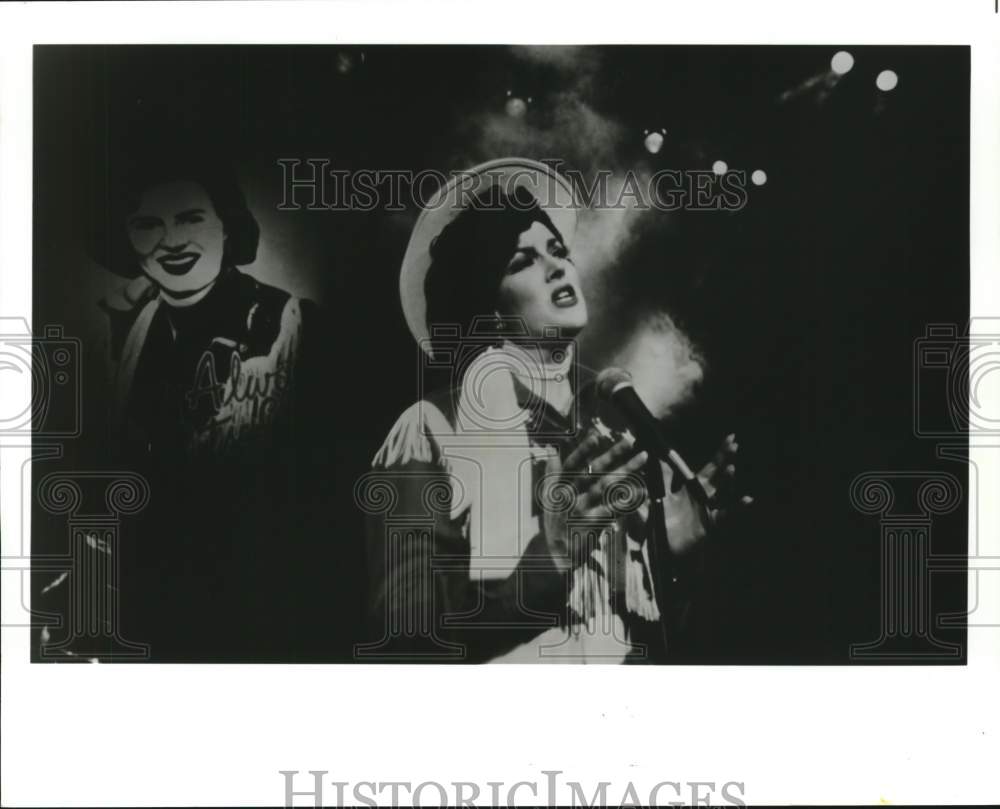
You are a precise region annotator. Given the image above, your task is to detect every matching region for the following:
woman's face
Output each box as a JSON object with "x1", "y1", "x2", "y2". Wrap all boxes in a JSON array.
[
  {"x1": 496, "y1": 220, "x2": 589, "y2": 337},
  {"x1": 125, "y1": 180, "x2": 226, "y2": 296}
]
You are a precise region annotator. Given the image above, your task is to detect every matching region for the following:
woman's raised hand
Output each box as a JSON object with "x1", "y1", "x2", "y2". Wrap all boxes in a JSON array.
[
  {"x1": 697, "y1": 432, "x2": 754, "y2": 520},
  {"x1": 539, "y1": 430, "x2": 648, "y2": 571},
  {"x1": 661, "y1": 432, "x2": 754, "y2": 555}
]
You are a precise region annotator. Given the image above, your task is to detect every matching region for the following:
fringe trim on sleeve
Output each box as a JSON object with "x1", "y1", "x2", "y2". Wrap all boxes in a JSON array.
[
  {"x1": 371, "y1": 401, "x2": 451, "y2": 470},
  {"x1": 625, "y1": 535, "x2": 661, "y2": 622},
  {"x1": 567, "y1": 533, "x2": 661, "y2": 627}
]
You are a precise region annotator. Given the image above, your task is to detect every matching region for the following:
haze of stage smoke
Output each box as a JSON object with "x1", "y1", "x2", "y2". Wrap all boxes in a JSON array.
[{"x1": 459, "y1": 46, "x2": 706, "y2": 416}]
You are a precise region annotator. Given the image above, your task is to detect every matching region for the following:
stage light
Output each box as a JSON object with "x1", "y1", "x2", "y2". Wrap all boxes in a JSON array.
[
  {"x1": 751, "y1": 169, "x2": 767, "y2": 186},
  {"x1": 505, "y1": 90, "x2": 528, "y2": 118},
  {"x1": 876, "y1": 70, "x2": 899, "y2": 91},
  {"x1": 712, "y1": 160, "x2": 728, "y2": 176},
  {"x1": 505, "y1": 97, "x2": 527, "y2": 117},
  {"x1": 831, "y1": 51, "x2": 854, "y2": 75},
  {"x1": 644, "y1": 129, "x2": 665, "y2": 154}
]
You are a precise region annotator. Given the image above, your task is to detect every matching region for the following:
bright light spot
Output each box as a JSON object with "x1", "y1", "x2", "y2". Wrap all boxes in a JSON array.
[
  {"x1": 751, "y1": 169, "x2": 767, "y2": 186},
  {"x1": 644, "y1": 130, "x2": 664, "y2": 154},
  {"x1": 830, "y1": 51, "x2": 854, "y2": 75},
  {"x1": 876, "y1": 70, "x2": 898, "y2": 92},
  {"x1": 505, "y1": 96, "x2": 527, "y2": 118},
  {"x1": 712, "y1": 160, "x2": 728, "y2": 176}
]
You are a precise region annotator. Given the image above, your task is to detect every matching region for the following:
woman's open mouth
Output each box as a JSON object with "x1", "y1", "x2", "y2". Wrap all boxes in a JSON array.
[
  {"x1": 156, "y1": 252, "x2": 200, "y2": 276},
  {"x1": 551, "y1": 284, "x2": 578, "y2": 308}
]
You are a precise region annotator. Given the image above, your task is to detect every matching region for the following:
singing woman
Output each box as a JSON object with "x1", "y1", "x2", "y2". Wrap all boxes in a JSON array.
[{"x1": 360, "y1": 158, "x2": 746, "y2": 663}]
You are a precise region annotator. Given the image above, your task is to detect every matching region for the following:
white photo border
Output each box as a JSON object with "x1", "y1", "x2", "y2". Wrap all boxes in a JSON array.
[{"x1": 2, "y1": 1, "x2": 998, "y2": 806}]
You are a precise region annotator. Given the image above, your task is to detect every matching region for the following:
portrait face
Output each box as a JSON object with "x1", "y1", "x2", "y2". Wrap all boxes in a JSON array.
[
  {"x1": 495, "y1": 220, "x2": 588, "y2": 337},
  {"x1": 125, "y1": 180, "x2": 227, "y2": 297}
]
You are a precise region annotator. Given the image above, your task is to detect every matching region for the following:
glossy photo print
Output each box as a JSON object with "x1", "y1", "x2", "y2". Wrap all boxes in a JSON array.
[{"x1": 29, "y1": 44, "x2": 970, "y2": 664}]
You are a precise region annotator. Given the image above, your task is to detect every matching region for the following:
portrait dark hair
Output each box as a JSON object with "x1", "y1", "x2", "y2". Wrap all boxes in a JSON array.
[
  {"x1": 423, "y1": 184, "x2": 565, "y2": 360},
  {"x1": 87, "y1": 150, "x2": 260, "y2": 278}
]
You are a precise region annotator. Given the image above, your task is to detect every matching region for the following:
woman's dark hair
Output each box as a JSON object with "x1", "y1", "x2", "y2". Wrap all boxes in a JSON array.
[
  {"x1": 423, "y1": 184, "x2": 564, "y2": 358},
  {"x1": 88, "y1": 151, "x2": 260, "y2": 277}
]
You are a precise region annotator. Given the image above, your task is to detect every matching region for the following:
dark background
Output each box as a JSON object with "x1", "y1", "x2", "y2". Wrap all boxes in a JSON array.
[{"x1": 33, "y1": 45, "x2": 969, "y2": 663}]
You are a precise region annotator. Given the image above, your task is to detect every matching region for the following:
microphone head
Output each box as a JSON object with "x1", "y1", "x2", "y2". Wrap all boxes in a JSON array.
[{"x1": 596, "y1": 367, "x2": 634, "y2": 400}]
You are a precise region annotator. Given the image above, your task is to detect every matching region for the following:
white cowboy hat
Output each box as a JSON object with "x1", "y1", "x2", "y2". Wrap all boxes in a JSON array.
[{"x1": 399, "y1": 157, "x2": 580, "y2": 356}]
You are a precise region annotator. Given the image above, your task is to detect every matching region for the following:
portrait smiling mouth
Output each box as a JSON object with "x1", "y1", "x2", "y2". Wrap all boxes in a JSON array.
[
  {"x1": 551, "y1": 283, "x2": 578, "y2": 308},
  {"x1": 156, "y1": 252, "x2": 200, "y2": 275}
]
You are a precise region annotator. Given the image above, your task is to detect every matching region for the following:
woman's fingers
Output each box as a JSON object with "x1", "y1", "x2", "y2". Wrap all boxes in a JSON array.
[
  {"x1": 699, "y1": 433, "x2": 757, "y2": 515},
  {"x1": 587, "y1": 437, "x2": 642, "y2": 479},
  {"x1": 699, "y1": 432, "x2": 740, "y2": 504},
  {"x1": 617, "y1": 447, "x2": 650, "y2": 477},
  {"x1": 710, "y1": 433, "x2": 737, "y2": 469},
  {"x1": 582, "y1": 449, "x2": 649, "y2": 511},
  {"x1": 711, "y1": 461, "x2": 737, "y2": 500},
  {"x1": 562, "y1": 428, "x2": 604, "y2": 473},
  {"x1": 565, "y1": 431, "x2": 642, "y2": 478}
]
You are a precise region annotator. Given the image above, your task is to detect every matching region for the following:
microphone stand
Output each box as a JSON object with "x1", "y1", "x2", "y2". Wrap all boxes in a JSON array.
[
  {"x1": 642, "y1": 451, "x2": 709, "y2": 662},
  {"x1": 642, "y1": 455, "x2": 676, "y2": 662}
]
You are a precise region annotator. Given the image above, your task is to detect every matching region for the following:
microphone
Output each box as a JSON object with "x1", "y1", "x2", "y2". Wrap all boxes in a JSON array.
[{"x1": 596, "y1": 367, "x2": 710, "y2": 507}]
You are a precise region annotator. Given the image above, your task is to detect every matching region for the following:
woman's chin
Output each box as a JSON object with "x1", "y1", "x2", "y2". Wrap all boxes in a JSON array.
[{"x1": 552, "y1": 309, "x2": 589, "y2": 334}]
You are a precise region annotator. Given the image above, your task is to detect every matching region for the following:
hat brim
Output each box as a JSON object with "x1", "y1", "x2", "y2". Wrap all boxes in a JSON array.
[{"x1": 399, "y1": 158, "x2": 579, "y2": 356}]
